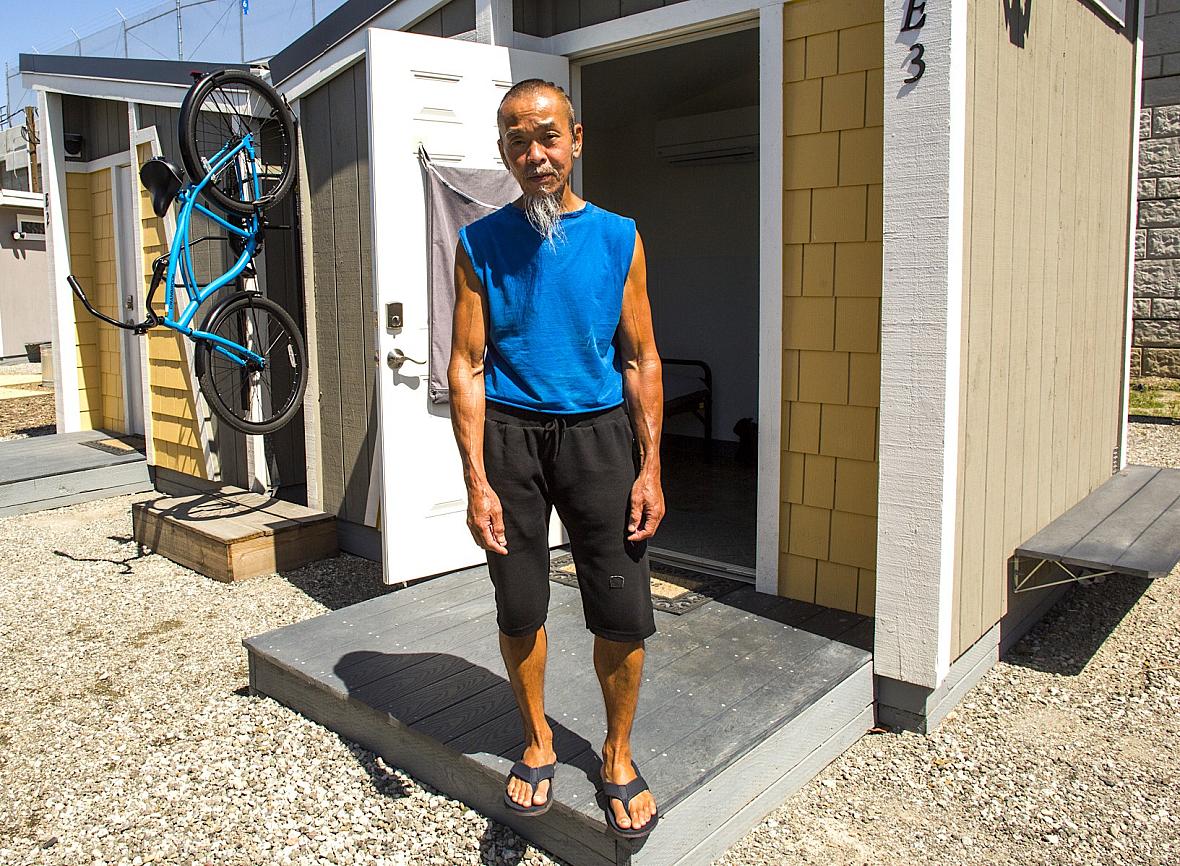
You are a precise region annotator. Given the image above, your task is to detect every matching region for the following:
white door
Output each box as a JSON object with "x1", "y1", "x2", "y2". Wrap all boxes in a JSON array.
[
  {"x1": 367, "y1": 28, "x2": 570, "y2": 584},
  {"x1": 114, "y1": 163, "x2": 145, "y2": 435}
]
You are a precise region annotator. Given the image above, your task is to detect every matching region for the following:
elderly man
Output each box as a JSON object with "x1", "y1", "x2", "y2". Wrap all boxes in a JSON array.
[{"x1": 447, "y1": 78, "x2": 663, "y2": 839}]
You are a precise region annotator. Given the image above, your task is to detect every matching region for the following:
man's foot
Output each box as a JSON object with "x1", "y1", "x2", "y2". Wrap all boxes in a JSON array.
[
  {"x1": 506, "y1": 742, "x2": 557, "y2": 809},
  {"x1": 600, "y1": 752, "x2": 657, "y2": 833}
]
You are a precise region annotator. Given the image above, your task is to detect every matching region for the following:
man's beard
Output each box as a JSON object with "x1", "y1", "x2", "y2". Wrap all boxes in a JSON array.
[{"x1": 523, "y1": 185, "x2": 567, "y2": 250}]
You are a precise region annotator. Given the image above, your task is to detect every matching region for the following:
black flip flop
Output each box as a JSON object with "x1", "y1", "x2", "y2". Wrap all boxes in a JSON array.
[
  {"x1": 600, "y1": 759, "x2": 659, "y2": 839},
  {"x1": 503, "y1": 759, "x2": 556, "y2": 816}
]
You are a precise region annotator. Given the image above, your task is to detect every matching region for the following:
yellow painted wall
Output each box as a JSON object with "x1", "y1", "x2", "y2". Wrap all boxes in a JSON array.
[
  {"x1": 778, "y1": 0, "x2": 883, "y2": 616},
  {"x1": 66, "y1": 169, "x2": 124, "y2": 433},
  {"x1": 951, "y1": 0, "x2": 1135, "y2": 656},
  {"x1": 137, "y1": 141, "x2": 208, "y2": 479}
]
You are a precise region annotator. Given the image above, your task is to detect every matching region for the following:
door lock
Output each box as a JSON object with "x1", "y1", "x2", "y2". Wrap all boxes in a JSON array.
[
  {"x1": 386, "y1": 302, "x2": 404, "y2": 330},
  {"x1": 387, "y1": 348, "x2": 426, "y2": 370}
]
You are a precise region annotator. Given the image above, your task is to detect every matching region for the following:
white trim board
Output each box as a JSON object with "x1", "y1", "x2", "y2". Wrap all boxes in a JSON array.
[
  {"x1": 41, "y1": 89, "x2": 81, "y2": 433},
  {"x1": 755, "y1": 2, "x2": 784, "y2": 596},
  {"x1": 1120, "y1": 0, "x2": 1146, "y2": 469},
  {"x1": 24, "y1": 75, "x2": 191, "y2": 109},
  {"x1": 875, "y1": 0, "x2": 969, "y2": 689}
]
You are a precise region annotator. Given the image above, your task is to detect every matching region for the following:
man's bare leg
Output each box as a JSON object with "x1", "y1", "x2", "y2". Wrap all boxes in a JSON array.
[
  {"x1": 594, "y1": 636, "x2": 657, "y2": 831},
  {"x1": 501, "y1": 625, "x2": 557, "y2": 807}
]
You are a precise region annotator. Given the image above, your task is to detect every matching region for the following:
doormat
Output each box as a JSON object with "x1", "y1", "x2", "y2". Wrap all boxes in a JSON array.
[
  {"x1": 80, "y1": 435, "x2": 147, "y2": 456},
  {"x1": 548, "y1": 554, "x2": 745, "y2": 615}
]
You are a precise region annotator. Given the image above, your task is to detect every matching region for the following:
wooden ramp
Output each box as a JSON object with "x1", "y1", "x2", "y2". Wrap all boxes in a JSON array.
[
  {"x1": 0, "y1": 430, "x2": 151, "y2": 517},
  {"x1": 245, "y1": 566, "x2": 873, "y2": 866},
  {"x1": 1015, "y1": 464, "x2": 1180, "y2": 590}
]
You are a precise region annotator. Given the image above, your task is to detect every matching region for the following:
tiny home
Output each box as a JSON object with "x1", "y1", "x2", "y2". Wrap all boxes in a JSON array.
[
  {"x1": 262, "y1": 0, "x2": 1143, "y2": 729},
  {"x1": 21, "y1": 54, "x2": 307, "y2": 500},
  {"x1": 0, "y1": 186, "x2": 50, "y2": 358}
]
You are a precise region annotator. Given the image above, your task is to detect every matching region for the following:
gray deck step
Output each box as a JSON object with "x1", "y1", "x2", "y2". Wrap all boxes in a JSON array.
[
  {"x1": 245, "y1": 566, "x2": 873, "y2": 865},
  {"x1": 0, "y1": 431, "x2": 151, "y2": 517}
]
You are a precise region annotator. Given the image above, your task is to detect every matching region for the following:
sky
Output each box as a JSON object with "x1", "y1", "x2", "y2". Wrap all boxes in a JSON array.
[{"x1": 1, "y1": 0, "x2": 347, "y2": 121}]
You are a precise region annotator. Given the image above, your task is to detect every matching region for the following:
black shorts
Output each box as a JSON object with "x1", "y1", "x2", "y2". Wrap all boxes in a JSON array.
[{"x1": 482, "y1": 400, "x2": 657, "y2": 643}]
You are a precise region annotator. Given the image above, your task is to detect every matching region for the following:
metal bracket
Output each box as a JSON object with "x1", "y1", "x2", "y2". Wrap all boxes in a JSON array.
[{"x1": 1012, "y1": 556, "x2": 1115, "y2": 593}]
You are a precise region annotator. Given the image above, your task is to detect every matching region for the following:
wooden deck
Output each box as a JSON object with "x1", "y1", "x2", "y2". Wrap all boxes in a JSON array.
[
  {"x1": 0, "y1": 430, "x2": 151, "y2": 517},
  {"x1": 245, "y1": 564, "x2": 873, "y2": 865}
]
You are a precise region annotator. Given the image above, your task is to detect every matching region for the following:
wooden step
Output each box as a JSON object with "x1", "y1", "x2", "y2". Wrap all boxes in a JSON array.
[{"x1": 133, "y1": 488, "x2": 337, "y2": 582}]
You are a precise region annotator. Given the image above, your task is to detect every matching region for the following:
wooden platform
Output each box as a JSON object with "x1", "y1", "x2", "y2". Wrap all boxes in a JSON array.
[
  {"x1": 245, "y1": 566, "x2": 873, "y2": 865},
  {"x1": 133, "y1": 488, "x2": 337, "y2": 581},
  {"x1": 0, "y1": 430, "x2": 151, "y2": 517},
  {"x1": 1017, "y1": 464, "x2": 1180, "y2": 580}
]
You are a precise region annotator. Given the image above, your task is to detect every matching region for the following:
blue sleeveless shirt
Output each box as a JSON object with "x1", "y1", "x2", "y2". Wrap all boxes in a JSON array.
[{"x1": 458, "y1": 201, "x2": 636, "y2": 414}]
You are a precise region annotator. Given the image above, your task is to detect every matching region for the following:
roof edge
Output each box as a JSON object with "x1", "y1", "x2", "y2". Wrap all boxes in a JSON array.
[{"x1": 19, "y1": 54, "x2": 252, "y2": 87}]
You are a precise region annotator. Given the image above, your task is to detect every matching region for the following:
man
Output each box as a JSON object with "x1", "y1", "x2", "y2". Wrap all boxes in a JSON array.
[{"x1": 447, "y1": 78, "x2": 663, "y2": 839}]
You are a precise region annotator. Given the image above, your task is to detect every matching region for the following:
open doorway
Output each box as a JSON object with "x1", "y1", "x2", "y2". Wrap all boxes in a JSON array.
[{"x1": 578, "y1": 27, "x2": 760, "y2": 576}]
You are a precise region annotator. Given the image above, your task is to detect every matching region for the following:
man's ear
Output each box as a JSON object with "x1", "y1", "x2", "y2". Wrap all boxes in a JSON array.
[
  {"x1": 572, "y1": 122, "x2": 584, "y2": 158},
  {"x1": 496, "y1": 136, "x2": 507, "y2": 165}
]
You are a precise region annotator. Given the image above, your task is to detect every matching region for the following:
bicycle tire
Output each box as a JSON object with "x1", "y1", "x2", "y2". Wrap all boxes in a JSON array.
[
  {"x1": 179, "y1": 70, "x2": 297, "y2": 215},
  {"x1": 196, "y1": 293, "x2": 307, "y2": 435}
]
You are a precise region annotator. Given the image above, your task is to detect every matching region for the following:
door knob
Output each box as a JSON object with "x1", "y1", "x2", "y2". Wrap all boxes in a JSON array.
[{"x1": 387, "y1": 348, "x2": 426, "y2": 370}]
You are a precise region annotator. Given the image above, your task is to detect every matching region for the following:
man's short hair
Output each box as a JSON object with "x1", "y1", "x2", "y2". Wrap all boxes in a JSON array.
[{"x1": 498, "y1": 78, "x2": 577, "y2": 134}]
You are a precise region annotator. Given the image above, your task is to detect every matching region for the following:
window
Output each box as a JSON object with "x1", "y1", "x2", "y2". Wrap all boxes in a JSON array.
[{"x1": 17, "y1": 217, "x2": 45, "y2": 238}]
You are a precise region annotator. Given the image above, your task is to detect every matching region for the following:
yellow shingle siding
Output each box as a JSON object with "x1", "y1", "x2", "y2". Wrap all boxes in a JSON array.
[
  {"x1": 66, "y1": 170, "x2": 125, "y2": 432},
  {"x1": 779, "y1": 0, "x2": 882, "y2": 616},
  {"x1": 137, "y1": 141, "x2": 207, "y2": 479}
]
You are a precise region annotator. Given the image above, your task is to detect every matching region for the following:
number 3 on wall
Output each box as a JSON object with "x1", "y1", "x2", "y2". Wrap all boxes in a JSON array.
[{"x1": 905, "y1": 42, "x2": 926, "y2": 84}]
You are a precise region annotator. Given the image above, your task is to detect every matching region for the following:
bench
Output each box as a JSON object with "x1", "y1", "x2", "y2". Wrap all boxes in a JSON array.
[{"x1": 1013, "y1": 464, "x2": 1180, "y2": 592}]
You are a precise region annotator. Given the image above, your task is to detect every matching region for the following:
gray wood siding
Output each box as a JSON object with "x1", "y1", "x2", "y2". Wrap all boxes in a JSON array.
[
  {"x1": 409, "y1": 0, "x2": 476, "y2": 36},
  {"x1": 513, "y1": 0, "x2": 687, "y2": 37},
  {"x1": 952, "y1": 0, "x2": 1138, "y2": 657},
  {"x1": 300, "y1": 60, "x2": 377, "y2": 526},
  {"x1": 61, "y1": 95, "x2": 130, "y2": 161}
]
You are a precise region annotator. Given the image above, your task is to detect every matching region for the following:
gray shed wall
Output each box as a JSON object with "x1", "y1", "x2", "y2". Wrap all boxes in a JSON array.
[{"x1": 300, "y1": 59, "x2": 378, "y2": 531}]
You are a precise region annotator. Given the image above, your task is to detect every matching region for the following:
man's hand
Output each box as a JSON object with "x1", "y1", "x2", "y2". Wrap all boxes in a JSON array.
[
  {"x1": 468, "y1": 482, "x2": 509, "y2": 555},
  {"x1": 627, "y1": 470, "x2": 664, "y2": 542}
]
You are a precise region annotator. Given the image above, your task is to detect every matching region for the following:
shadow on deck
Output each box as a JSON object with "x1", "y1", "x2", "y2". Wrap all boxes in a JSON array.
[
  {"x1": 245, "y1": 565, "x2": 874, "y2": 866},
  {"x1": 0, "y1": 430, "x2": 151, "y2": 517}
]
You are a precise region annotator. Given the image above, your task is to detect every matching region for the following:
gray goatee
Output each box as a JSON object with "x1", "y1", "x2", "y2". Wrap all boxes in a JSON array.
[{"x1": 523, "y1": 188, "x2": 567, "y2": 250}]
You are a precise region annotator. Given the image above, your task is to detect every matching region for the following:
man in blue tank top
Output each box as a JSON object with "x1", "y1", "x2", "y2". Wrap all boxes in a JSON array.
[{"x1": 449, "y1": 79, "x2": 663, "y2": 838}]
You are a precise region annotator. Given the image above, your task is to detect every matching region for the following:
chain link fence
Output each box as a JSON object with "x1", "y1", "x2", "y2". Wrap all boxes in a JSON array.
[{"x1": 3, "y1": 0, "x2": 347, "y2": 129}]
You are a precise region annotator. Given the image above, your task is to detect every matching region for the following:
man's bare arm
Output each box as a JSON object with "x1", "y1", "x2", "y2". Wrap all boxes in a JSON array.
[
  {"x1": 617, "y1": 230, "x2": 664, "y2": 542},
  {"x1": 448, "y1": 241, "x2": 507, "y2": 554}
]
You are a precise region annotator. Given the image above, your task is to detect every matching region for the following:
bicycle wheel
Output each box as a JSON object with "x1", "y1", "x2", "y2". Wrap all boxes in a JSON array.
[
  {"x1": 179, "y1": 70, "x2": 297, "y2": 215},
  {"x1": 197, "y1": 293, "x2": 307, "y2": 435}
]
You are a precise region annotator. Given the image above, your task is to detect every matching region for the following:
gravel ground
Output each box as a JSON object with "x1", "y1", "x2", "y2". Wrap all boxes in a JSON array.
[
  {"x1": 0, "y1": 362, "x2": 54, "y2": 441},
  {"x1": 1, "y1": 425, "x2": 1178, "y2": 866}
]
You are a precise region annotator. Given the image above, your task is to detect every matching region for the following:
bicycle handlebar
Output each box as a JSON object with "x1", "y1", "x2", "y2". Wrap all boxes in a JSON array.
[{"x1": 68, "y1": 274, "x2": 157, "y2": 335}]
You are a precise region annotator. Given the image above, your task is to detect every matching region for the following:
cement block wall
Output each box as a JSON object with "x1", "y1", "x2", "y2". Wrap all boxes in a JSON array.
[{"x1": 1135, "y1": 0, "x2": 1180, "y2": 378}]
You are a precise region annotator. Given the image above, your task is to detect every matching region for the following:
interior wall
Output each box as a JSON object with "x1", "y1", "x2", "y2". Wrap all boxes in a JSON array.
[{"x1": 581, "y1": 28, "x2": 760, "y2": 442}]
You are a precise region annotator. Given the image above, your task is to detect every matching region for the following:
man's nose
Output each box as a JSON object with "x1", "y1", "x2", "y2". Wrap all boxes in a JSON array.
[{"x1": 525, "y1": 141, "x2": 547, "y2": 163}]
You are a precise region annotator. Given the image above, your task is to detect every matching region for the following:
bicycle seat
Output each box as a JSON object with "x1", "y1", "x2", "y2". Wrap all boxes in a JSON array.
[{"x1": 140, "y1": 157, "x2": 184, "y2": 218}]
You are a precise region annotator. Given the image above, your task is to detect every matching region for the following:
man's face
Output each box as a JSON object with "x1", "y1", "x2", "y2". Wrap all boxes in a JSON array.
[{"x1": 497, "y1": 89, "x2": 583, "y2": 198}]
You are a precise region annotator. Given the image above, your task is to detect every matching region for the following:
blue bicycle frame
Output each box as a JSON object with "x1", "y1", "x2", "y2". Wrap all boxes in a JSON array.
[{"x1": 161, "y1": 133, "x2": 265, "y2": 369}]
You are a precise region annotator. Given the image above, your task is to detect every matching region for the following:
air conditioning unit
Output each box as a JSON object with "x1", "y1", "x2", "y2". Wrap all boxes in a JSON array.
[{"x1": 655, "y1": 106, "x2": 759, "y2": 166}]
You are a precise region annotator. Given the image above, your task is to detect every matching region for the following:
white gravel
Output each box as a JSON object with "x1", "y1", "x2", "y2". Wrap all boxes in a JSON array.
[{"x1": 1, "y1": 424, "x2": 1178, "y2": 866}]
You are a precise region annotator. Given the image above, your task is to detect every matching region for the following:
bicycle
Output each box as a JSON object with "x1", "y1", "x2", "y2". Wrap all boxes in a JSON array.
[{"x1": 69, "y1": 69, "x2": 306, "y2": 436}]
